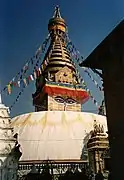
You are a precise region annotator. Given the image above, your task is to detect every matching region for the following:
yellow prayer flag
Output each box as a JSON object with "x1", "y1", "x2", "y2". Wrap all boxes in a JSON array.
[{"x1": 7, "y1": 84, "x2": 11, "y2": 95}]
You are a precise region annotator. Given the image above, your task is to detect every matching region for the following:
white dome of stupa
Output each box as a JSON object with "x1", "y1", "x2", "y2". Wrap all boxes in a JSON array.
[{"x1": 11, "y1": 111, "x2": 107, "y2": 161}]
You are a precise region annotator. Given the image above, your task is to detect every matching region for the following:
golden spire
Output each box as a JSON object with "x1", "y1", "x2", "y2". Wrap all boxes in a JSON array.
[
  {"x1": 48, "y1": 5, "x2": 66, "y2": 33},
  {"x1": 42, "y1": 6, "x2": 78, "y2": 84}
]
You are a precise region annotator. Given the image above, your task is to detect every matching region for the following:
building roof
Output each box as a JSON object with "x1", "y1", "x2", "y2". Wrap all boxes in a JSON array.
[
  {"x1": 80, "y1": 20, "x2": 124, "y2": 69},
  {"x1": 11, "y1": 111, "x2": 107, "y2": 161}
]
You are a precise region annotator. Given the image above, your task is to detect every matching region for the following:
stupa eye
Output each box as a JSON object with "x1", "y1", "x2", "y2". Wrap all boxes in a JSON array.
[
  {"x1": 54, "y1": 96, "x2": 64, "y2": 103},
  {"x1": 66, "y1": 98, "x2": 76, "y2": 104}
]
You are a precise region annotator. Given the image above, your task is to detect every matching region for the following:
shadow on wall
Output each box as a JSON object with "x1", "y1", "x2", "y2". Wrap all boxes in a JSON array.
[{"x1": 80, "y1": 131, "x2": 92, "y2": 160}]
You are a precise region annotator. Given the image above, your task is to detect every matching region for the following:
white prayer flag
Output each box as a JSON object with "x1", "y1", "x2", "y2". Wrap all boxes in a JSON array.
[
  {"x1": 30, "y1": 75, "x2": 34, "y2": 81},
  {"x1": 17, "y1": 81, "x2": 20, "y2": 87}
]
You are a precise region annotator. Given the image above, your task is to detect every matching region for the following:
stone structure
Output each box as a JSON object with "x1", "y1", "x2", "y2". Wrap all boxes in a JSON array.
[
  {"x1": 80, "y1": 20, "x2": 124, "y2": 180},
  {"x1": 0, "y1": 94, "x2": 21, "y2": 180},
  {"x1": 87, "y1": 120, "x2": 109, "y2": 173}
]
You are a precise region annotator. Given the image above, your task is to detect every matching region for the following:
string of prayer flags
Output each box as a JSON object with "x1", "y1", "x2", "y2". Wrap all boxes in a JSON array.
[
  {"x1": 8, "y1": 62, "x2": 44, "y2": 111},
  {"x1": 9, "y1": 87, "x2": 25, "y2": 111},
  {"x1": 65, "y1": 33, "x2": 85, "y2": 66},
  {"x1": 80, "y1": 77, "x2": 99, "y2": 109},
  {"x1": 65, "y1": 32, "x2": 103, "y2": 94},
  {"x1": 8, "y1": 63, "x2": 46, "y2": 111},
  {"x1": 1, "y1": 33, "x2": 50, "y2": 95},
  {"x1": 65, "y1": 33, "x2": 101, "y2": 110},
  {"x1": 83, "y1": 69, "x2": 103, "y2": 92},
  {"x1": 6, "y1": 66, "x2": 42, "y2": 94},
  {"x1": 8, "y1": 64, "x2": 44, "y2": 111}
]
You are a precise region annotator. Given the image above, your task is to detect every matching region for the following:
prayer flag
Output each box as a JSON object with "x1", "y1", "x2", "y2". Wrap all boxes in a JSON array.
[
  {"x1": 7, "y1": 84, "x2": 11, "y2": 94},
  {"x1": 17, "y1": 81, "x2": 20, "y2": 87},
  {"x1": 34, "y1": 71, "x2": 37, "y2": 79},
  {"x1": 23, "y1": 78, "x2": 27, "y2": 86},
  {"x1": 30, "y1": 74, "x2": 34, "y2": 81}
]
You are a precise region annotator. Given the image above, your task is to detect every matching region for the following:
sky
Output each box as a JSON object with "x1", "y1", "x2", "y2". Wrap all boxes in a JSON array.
[{"x1": 0, "y1": 0, "x2": 124, "y2": 117}]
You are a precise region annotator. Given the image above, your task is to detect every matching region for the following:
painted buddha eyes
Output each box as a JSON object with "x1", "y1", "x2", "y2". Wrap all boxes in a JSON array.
[
  {"x1": 66, "y1": 98, "x2": 76, "y2": 104},
  {"x1": 54, "y1": 96, "x2": 64, "y2": 103},
  {"x1": 54, "y1": 96, "x2": 76, "y2": 104}
]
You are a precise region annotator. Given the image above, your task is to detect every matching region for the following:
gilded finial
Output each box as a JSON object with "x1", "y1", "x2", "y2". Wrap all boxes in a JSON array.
[
  {"x1": 53, "y1": 5, "x2": 61, "y2": 18},
  {"x1": 48, "y1": 6, "x2": 66, "y2": 33}
]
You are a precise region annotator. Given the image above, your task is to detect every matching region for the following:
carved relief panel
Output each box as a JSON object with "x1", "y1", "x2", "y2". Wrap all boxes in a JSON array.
[{"x1": 55, "y1": 66, "x2": 74, "y2": 83}]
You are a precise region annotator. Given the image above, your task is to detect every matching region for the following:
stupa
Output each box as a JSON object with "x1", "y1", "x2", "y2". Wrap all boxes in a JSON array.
[
  {"x1": 87, "y1": 120, "x2": 109, "y2": 173},
  {"x1": 10, "y1": 6, "x2": 108, "y2": 179},
  {"x1": 0, "y1": 93, "x2": 21, "y2": 180}
]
